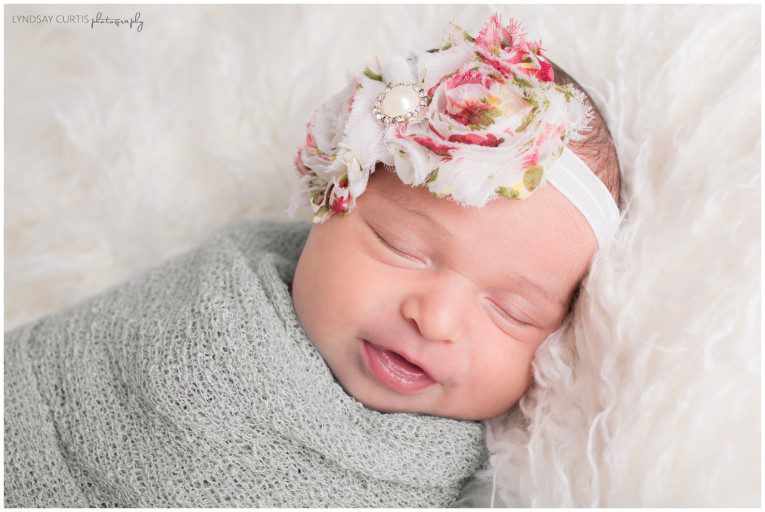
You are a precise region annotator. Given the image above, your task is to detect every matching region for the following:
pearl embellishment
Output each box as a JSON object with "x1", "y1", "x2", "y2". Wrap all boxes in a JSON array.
[{"x1": 373, "y1": 83, "x2": 428, "y2": 125}]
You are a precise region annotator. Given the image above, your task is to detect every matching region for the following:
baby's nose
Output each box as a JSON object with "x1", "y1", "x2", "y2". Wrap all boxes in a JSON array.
[{"x1": 400, "y1": 269, "x2": 472, "y2": 344}]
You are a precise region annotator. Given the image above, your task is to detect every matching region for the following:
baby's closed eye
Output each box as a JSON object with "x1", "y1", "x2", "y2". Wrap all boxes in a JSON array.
[
  {"x1": 483, "y1": 298, "x2": 535, "y2": 330},
  {"x1": 374, "y1": 230, "x2": 420, "y2": 262}
]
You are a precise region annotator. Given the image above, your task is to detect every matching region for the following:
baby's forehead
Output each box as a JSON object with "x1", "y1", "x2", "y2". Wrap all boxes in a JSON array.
[{"x1": 366, "y1": 167, "x2": 589, "y2": 246}]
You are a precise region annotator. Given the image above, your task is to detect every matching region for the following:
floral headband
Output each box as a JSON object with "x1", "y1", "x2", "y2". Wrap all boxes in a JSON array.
[{"x1": 288, "y1": 13, "x2": 621, "y2": 248}]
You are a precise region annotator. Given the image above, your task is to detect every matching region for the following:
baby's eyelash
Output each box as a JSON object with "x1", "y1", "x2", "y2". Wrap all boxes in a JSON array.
[
  {"x1": 489, "y1": 300, "x2": 532, "y2": 328},
  {"x1": 373, "y1": 231, "x2": 421, "y2": 262}
]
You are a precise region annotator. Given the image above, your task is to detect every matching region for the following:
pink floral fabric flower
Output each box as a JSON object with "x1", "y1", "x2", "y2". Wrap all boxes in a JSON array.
[{"x1": 289, "y1": 13, "x2": 594, "y2": 222}]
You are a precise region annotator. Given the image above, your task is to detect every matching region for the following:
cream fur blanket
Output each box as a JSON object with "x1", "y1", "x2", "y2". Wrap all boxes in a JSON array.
[{"x1": 5, "y1": 4, "x2": 760, "y2": 507}]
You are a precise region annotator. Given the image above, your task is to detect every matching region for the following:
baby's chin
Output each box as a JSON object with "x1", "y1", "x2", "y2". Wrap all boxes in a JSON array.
[
  {"x1": 345, "y1": 377, "x2": 457, "y2": 419},
  {"x1": 349, "y1": 385, "x2": 515, "y2": 421}
]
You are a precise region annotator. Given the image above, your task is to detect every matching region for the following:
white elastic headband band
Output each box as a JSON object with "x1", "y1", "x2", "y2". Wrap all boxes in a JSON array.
[{"x1": 545, "y1": 146, "x2": 621, "y2": 248}]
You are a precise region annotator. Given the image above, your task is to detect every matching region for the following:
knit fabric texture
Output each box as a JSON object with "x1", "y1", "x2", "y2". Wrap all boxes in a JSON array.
[{"x1": 4, "y1": 218, "x2": 488, "y2": 507}]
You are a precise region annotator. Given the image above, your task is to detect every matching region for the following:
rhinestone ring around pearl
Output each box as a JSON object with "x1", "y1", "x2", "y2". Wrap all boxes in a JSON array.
[{"x1": 373, "y1": 83, "x2": 428, "y2": 125}]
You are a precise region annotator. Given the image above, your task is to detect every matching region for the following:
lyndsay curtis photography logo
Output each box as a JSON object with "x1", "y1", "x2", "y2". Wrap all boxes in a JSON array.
[{"x1": 10, "y1": 11, "x2": 144, "y2": 32}]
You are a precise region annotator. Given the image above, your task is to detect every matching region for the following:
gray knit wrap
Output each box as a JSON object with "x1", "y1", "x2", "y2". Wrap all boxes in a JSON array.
[{"x1": 4, "y1": 219, "x2": 488, "y2": 507}]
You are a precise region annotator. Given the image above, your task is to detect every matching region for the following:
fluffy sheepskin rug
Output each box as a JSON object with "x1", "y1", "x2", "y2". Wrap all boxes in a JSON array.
[{"x1": 5, "y1": 4, "x2": 759, "y2": 507}]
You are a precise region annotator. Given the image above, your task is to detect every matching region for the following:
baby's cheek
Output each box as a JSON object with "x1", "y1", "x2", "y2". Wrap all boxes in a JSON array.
[
  {"x1": 303, "y1": 225, "x2": 396, "y2": 335},
  {"x1": 340, "y1": 252, "x2": 404, "y2": 324},
  {"x1": 465, "y1": 336, "x2": 533, "y2": 405}
]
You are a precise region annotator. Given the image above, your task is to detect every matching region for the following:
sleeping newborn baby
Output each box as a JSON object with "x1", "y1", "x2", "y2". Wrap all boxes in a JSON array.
[
  {"x1": 4, "y1": 13, "x2": 621, "y2": 508},
  {"x1": 289, "y1": 16, "x2": 622, "y2": 423}
]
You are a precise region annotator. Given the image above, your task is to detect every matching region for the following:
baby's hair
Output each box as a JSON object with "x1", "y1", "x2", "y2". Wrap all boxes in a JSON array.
[{"x1": 550, "y1": 60, "x2": 622, "y2": 208}]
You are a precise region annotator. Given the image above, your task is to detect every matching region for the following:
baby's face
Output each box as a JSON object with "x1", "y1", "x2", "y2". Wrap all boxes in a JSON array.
[{"x1": 291, "y1": 167, "x2": 596, "y2": 420}]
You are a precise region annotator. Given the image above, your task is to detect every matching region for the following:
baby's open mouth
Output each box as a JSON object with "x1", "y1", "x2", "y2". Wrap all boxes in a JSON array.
[
  {"x1": 361, "y1": 339, "x2": 437, "y2": 395},
  {"x1": 383, "y1": 348, "x2": 425, "y2": 373}
]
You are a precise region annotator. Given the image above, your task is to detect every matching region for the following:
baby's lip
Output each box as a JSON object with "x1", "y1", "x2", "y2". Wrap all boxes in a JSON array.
[{"x1": 362, "y1": 338, "x2": 439, "y2": 383}]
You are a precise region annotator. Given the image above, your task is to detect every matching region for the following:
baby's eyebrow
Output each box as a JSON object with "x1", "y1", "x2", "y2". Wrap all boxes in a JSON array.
[
  {"x1": 377, "y1": 187, "x2": 455, "y2": 242},
  {"x1": 506, "y1": 274, "x2": 568, "y2": 309}
]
